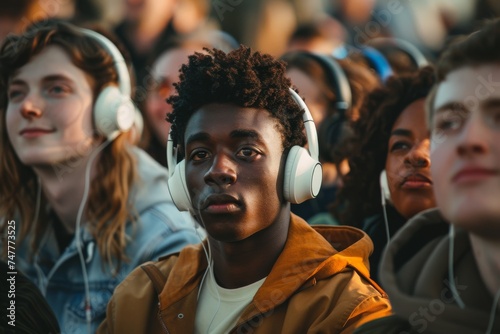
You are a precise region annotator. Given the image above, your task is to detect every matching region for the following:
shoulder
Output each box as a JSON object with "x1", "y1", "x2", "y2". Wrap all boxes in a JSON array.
[
  {"x1": 329, "y1": 269, "x2": 392, "y2": 331},
  {"x1": 288, "y1": 269, "x2": 392, "y2": 333},
  {"x1": 127, "y1": 206, "x2": 200, "y2": 263},
  {"x1": 97, "y1": 257, "x2": 180, "y2": 333},
  {"x1": 136, "y1": 203, "x2": 197, "y2": 233}
]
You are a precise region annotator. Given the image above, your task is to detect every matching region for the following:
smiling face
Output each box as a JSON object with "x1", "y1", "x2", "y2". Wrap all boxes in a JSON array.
[
  {"x1": 5, "y1": 46, "x2": 95, "y2": 167},
  {"x1": 385, "y1": 98, "x2": 436, "y2": 219},
  {"x1": 184, "y1": 103, "x2": 287, "y2": 242},
  {"x1": 431, "y1": 65, "x2": 500, "y2": 235}
]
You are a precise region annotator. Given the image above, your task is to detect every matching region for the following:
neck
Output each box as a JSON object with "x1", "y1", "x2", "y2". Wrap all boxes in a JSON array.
[
  {"x1": 33, "y1": 144, "x2": 102, "y2": 234},
  {"x1": 208, "y1": 208, "x2": 290, "y2": 289},
  {"x1": 469, "y1": 232, "x2": 500, "y2": 296}
]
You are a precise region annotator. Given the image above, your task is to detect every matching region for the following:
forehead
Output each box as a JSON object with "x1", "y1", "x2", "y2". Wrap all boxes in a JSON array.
[
  {"x1": 433, "y1": 64, "x2": 500, "y2": 111},
  {"x1": 10, "y1": 45, "x2": 91, "y2": 85},
  {"x1": 392, "y1": 99, "x2": 426, "y2": 130},
  {"x1": 185, "y1": 103, "x2": 283, "y2": 146},
  {"x1": 287, "y1": 68, "x2": 323, "y2": 102},
  {"x1": 152, "y1": 47, "x2": 199, "y2": 80}
]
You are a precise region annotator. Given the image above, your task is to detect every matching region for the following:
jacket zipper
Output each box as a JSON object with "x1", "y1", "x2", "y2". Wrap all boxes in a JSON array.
[{"x1": 157, "y1": 303, "x2": 170, "y2": 334}]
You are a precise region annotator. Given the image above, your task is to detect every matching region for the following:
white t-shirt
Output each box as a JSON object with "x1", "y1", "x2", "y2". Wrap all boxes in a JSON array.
[{"x1": 194, "y1": 264, "x2": 266, "y2": 334}]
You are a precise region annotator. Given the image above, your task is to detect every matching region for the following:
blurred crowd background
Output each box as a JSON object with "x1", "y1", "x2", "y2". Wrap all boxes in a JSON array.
[{"x1": 2, "y1": 0, "x2": 499, "y2": 65}]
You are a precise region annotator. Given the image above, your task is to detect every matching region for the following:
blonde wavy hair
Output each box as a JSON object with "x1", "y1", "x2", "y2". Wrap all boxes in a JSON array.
[{"x1": 0, "y1": 21, "x2": 138, "y2": 269}]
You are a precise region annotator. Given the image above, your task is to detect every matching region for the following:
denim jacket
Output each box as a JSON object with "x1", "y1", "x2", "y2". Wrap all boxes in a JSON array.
[{"x1": 15, "y1": 148, "x2": 201, "y2": 333}]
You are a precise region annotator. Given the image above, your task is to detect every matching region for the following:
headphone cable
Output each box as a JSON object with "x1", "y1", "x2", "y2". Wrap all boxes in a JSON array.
[
  {"x1": 486, "y1": 288, "x2": 500, "y2": 334},
  {"x1": 448, "y1": 225, "x2": 466, "y2": 309},
  {"x1": 75, "y1": 137, "x2": 115, "y2": 334}
]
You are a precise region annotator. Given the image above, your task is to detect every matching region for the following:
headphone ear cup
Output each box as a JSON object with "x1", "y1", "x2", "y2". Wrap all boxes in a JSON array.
[
  {"x1": 167, "y1": 160, "x2": 192, "y2": 211},
  {"x1": 283, "y1": 146, "x2": 322, "y2": 204},
  {"x1": 94, "y1": 86, "x2": 135, "y2": 138}
]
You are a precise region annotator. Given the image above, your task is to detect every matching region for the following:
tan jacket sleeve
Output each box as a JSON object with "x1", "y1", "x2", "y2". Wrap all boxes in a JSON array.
[{"x1": 96, "y1": 263, "x2": 162, "y2": 334}]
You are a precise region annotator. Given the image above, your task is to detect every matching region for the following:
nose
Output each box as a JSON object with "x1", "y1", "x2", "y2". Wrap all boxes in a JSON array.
[
  {"x1": 405, "y1": 139, "x2": 431, "y2": 168},
  {"x1": 456, "y1": 116, "x2": 488, "y2": 157},
  {"x1": 20, "y1": 93, "x2": 43, "y2": 119},
  {"x1": 204, "y1": 152, "x2": 237, "y2": 187}
]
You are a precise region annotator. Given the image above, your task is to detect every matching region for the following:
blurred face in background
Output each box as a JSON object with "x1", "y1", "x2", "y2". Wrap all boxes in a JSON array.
[
  {"x1": 286, "y1": 68, "x2": 330, "y2": 128},
  {"x1": 145, "y1": 46, "x2": 198, "y2": 146},
  {"x1": 385, "y1": 98, "x2": 436, "y2": 219},
  {"x1": 124, "y1": 0, "x2": 177, "y2": 25}
]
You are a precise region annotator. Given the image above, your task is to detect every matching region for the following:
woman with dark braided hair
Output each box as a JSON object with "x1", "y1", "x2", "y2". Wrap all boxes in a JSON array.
[{"x1": 333, "y1": 66, "x2": 437, "y2": 284}]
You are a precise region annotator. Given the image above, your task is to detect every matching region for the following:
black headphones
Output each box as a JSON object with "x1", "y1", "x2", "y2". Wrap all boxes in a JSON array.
[{"x1": 282, "y1": 51, "x2": 352, "y2": 163}]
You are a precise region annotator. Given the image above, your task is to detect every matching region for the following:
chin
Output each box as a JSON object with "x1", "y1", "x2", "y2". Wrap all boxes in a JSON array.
[
  {"x1": 19, "y1": 149, "x2": 83, "y2": 170},
  {"x1": 448, "y1": 203, "x2": 500, "y2": 234},
  {"x1": 398, "y1": 198, "x2": 436, "y2": 220}
]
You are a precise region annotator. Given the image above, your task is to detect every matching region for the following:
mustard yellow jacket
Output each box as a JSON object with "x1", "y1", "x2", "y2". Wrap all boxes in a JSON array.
[{"x1": 98, "y1": 214, "x2": 391, "y2": 334}]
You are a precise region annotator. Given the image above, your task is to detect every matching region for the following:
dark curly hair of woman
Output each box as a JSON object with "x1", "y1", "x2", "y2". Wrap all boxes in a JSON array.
[
  {"x1": 166, "y1": 46, "x2": 306, "y2": 150},
  {"x1": 332, "y1": 66, "x2": 436, "y2": 227}
]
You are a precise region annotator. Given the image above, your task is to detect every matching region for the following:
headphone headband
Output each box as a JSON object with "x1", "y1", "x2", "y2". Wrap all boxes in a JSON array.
[
  {"x1": 295, "y1": 52, "x2": 352, "y2": 114},
  {"x1": 288, "y1": 88, "x2": 319, "y2": 160},
  {"x1": 78, "y1": 28, "x2": 132, "y2": 96},
  {"x1": 77, "y1": 28, "x2": 135, "y2": 139},
  {"x1": 367, "y1": 37, "x2": 429, "y2": 69}
]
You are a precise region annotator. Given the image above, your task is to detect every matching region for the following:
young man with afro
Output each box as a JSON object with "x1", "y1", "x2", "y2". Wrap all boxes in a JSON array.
[{"x1": 98, "y1": 46, "x2": 391, "y2": 334}]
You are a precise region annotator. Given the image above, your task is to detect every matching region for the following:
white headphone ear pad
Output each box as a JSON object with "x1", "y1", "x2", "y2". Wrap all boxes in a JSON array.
[
  {"x1": 284, "y1": 146, "x2": 322, "y2": 204},
  {"x1": 94, "y1": 86, "x2": 135, "y2": 137},
  {"x1": 167, "y1": 160, "x2": 192, "y2": 211}
]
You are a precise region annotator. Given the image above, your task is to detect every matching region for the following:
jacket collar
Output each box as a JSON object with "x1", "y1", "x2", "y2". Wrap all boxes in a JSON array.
[{"x1": 159, "y1": 213, "x2": 375, "y2": 317}]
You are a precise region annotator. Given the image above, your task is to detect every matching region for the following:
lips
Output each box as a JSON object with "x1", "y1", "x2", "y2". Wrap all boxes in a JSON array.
[
  {"x1": 452, "y1": 167, "x2": 499, "y2": 184},
  {"x1": 401, "y1": 173, "x2": 433, "y2": 189},
  {"x1": 202, "y1": 194, "x2": 242, "y2": 214},
  {"x1": 19, "y1": 127, "x2": 55, "y2": 138}
]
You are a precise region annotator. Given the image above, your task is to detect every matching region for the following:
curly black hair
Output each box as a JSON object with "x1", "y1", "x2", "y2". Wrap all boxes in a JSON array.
[
  {"x1": 166, "y1": 46, "x2": 306, "y2": 151},
  {"x1": 332, "y1": 66, "x2": 436, "y2": 227}
]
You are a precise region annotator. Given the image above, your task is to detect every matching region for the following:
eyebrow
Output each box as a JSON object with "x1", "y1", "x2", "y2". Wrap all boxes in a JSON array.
[
  {"x1": 41, "y1": 74, "x2": 74, "y2": 85},
  {"x1": 185, "y1": 129, "x2": 264, "y2": 146},
  {"x1": 229, "y1": 129, "x2": 262, "y2": 141},
  {"x1": 482, "y1": 98, "x2": 500, "y2": 109},
  {"x1": 434, "y1": 101, "x2": 467, "y2": 115},
  {"x1": 186, "y1": 132, "x2": 210, "y2": 146},
  {"x1": 390, "y1": 129, "x2": 412, "y2": 137},
  {"x1": 9, "y1": 74, "x2": 74, "y2": 87}
]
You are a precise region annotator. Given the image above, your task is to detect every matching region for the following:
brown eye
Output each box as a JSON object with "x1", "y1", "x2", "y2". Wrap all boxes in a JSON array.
[
  {"x1": 7, "y1": 89, "x2": 24, "y2": 101},
  {"x1": 390, "y1": 141, "x2": 410, "y2": 152},
  {"x1": 190, "y1": 149, "x2": 210, "y2": 161},
  {"x1": 236, "y1": 147, "x2": 261, "y2": 161},
  {"x1": 238, "y1": 148, "x2": 255, "y2": 157}
]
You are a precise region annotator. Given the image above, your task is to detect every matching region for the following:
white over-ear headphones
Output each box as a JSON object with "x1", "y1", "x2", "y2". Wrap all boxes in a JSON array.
[
  {"x1": 79, "y1": 28, "x2": 135, "y2": 139},
  {"x1": 166, "y1": 88, "x2": 323, "y2": 212}
]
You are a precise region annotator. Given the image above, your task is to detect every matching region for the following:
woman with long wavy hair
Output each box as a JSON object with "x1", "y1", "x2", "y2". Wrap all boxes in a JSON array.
[{"x1": 0, "y1": 20, "x2": 199, "y2": 333}]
